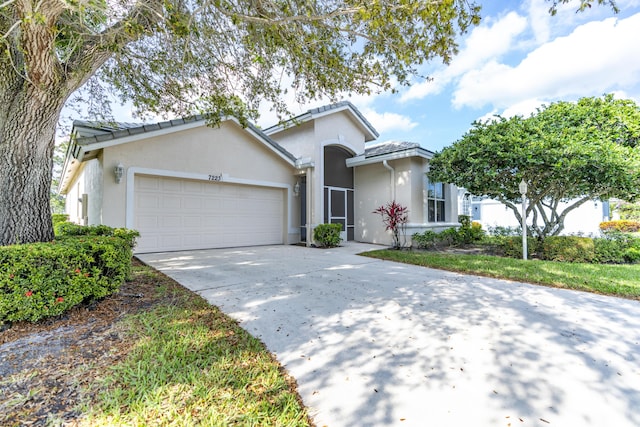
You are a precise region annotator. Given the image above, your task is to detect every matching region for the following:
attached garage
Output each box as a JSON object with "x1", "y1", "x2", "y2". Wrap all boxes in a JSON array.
[{"x1": 134, "y1": 175, "x2": 285, "y2": 253}]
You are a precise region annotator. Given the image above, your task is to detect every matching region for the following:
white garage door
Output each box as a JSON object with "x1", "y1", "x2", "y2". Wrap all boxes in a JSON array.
[{"x1": 134, "y1": 175, "x2": 284, "y2": 253}]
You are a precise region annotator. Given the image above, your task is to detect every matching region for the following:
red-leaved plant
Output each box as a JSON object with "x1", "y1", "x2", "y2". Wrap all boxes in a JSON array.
[{"x1": 373, "y1": 201, "x2": 409, "y2": 249}]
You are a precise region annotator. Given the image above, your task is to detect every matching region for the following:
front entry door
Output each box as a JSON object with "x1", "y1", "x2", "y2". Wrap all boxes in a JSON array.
[{"x1": 325, "y1": 187, "x2": 354, "y2": 241}]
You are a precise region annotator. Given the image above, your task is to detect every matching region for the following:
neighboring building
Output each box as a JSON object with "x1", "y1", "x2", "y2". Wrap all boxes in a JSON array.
[
  {"x1": 59, "y1": 102, "x2": 459, "y2": 253},
  {"x1": 458, "y1": 190, "x2": 611, "y2": 236}
]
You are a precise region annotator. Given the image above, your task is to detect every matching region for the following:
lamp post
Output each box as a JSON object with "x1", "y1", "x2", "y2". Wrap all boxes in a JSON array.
[{"x1": 519, "y1": 179, "x2": 528, "y2": 260}]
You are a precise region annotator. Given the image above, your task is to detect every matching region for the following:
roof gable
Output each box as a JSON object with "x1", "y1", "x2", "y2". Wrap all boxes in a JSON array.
[
  {"x1": 59, "y1": 116, "x2": 297, "y2": 194},
  {"x1": 263, "y1": 101, "x2": 379, "y2": 142}
]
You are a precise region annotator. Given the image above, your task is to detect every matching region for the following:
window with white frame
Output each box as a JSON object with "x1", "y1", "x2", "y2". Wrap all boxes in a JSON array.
[{"x1": 427, "y1": 180, "x2": 446, "y2": 222}]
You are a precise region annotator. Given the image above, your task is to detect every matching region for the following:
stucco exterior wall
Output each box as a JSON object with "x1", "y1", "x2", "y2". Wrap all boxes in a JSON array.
[
  {"x1": 354, "y1": 158, "x2": 460, "y2": 246},
  {"x1": 63, "y1": 159, "x2": 103, "y2": 226},
  {"x1": 269, "y1": 121, "x2": 316, "y2": 159},
  {"x1": 95, "y1": 121, "x2": 299, "y2": 242},
  {"x1": 314, "y1": 113, "x2": 366, "y2": 155},
  {"x1": 354, "y1": 162, "x2": 392, "y2": 245}
]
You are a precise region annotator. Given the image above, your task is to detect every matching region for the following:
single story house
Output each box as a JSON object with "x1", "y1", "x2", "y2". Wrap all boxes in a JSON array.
[{"x1": 59, "y1": 102, "x2": 459, "y2": 253}]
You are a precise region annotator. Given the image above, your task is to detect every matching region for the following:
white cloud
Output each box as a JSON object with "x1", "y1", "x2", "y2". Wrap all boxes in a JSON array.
[
  {"x1": 452, "y1": 13, "x2": 640, "y2": 109},
  {"x1": 526, "y1": 0, "x2": 552, "y2": 43},
  {"x1": 360, "y1": 108, "x2": 417, "y2": 133},
  {"x1": 401, "y1": 11, "x2": 528, "y2": 102}
]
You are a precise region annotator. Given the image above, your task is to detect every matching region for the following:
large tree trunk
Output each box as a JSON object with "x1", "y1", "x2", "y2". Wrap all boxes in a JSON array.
[{"x1": 0, "y1": 80, "x2": 66, "y2": 245}]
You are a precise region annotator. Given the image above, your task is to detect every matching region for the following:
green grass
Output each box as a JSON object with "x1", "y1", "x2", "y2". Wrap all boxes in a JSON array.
[
  {"x1": 362, "y1": 250, "x2": 640, "y2": 299},
  {"x1": 83, "y1": 264, "x2": 309, "y2": 426}
]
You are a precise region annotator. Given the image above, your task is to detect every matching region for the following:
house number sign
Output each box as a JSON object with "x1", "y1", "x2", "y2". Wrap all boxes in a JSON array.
[{"x1": 208, "y1": 173, "x2": 223, "y2": 182}]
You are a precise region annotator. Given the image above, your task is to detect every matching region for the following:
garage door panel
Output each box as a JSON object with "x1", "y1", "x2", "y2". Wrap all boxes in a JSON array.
[
  {"x1": 183, "y1": 216, "x2": 202, "y2": 228},
  {"x1": 161, "y1": 216, "x2": 182, "y2": 228},
  {"x1": 162, "y1": 196, "x2": 182, "y2": 210},
  {"x1": 183, "y1": 181, "x2": 203, "y2": 194},
  {"x1": 135, "y1": 175, "x2": 284, "y2": 252},
  {"x1": 182, "y1": 197, "x2": 203, "y2": 210},
  {"x1": 138, "y1": 176, "x2": 160, "y2": 190},
  {"x1": 137, "y1": 215, "x2": 158, "y2": 228},
  {"x1": 138, "y1": 194, "x2": 160, "y2": 209},
  {"x1": 162, "y1": 179, "x2": 182, "y2": 192}
]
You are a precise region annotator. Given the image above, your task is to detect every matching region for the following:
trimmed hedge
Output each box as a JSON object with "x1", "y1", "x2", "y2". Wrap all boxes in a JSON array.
[
  {"x1": 0, "y1": 225, "x2": 139, "y2": 324},
  {"x1": 493, "y1": 234, "x2": 640, "y2": 264},
  {"x1": 594, "y1": 232, "x2": 640, "y2": 264},
  {"x1": 494, "y1": 236, "x2": 539, "y2": 259},
  {"x1": 313, "y1": 223, "x2": 342, "y2": 247},
  {"x1": 540, "y1": 236, "x2": 595, "y2": 263}
]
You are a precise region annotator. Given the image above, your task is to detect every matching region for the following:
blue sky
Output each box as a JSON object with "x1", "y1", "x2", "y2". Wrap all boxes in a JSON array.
[
  {"x1": 256, "y1": 0, "x2": 640, "y2": 152},
  {"x1": 102, "y1": 0, "x2": 640, "y2": 153}
]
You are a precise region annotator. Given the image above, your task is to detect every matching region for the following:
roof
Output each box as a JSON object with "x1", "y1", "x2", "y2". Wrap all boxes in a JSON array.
[
  {"x1": 346, "y1": 140, "x2": 434, "y2": 167},
  {"x1": 263, "y1": 101, "x2": 379, "y2": 142},
  {"x1": 70, "y1": 115, "x2": 296, "y2": 162},
  {"x1": 365, "y1": 141, "x2": 422, "y2": 157},
  {"x1": 59, "y1": 115, "x2": 298, "y2": 194}
]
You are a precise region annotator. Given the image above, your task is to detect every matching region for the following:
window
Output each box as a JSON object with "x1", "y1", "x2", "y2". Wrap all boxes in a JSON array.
[{"x1": 427, "y1": 181, "x2": 446, "y2": 222}]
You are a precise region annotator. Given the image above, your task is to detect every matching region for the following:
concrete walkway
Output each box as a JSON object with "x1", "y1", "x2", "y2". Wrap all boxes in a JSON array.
[{"x1": 138, "y1": 243, "x2": 640, "y2": 427}]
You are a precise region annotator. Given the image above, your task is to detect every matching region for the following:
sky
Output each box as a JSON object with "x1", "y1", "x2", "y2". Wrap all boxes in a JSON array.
[
  {"x1": 101, "y1": 0, "x2": 640, "y2": 153},
  {"x1": 258, "y1": 0, "x2": 640, "y2": 152}
]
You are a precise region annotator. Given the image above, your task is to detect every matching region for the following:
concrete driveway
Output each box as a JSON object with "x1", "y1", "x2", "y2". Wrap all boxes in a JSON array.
[{"x1": 138, "y1": 243, "x2": 640, "y2": 427}]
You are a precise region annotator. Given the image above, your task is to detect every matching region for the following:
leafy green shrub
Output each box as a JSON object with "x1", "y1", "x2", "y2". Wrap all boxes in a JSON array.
[
  {"x1": 55, "y1": 222, "x2": 139, "y2": 249},
  {"x1": 495, "y1": 236, "x2": 538, "y2": 259},
  {"x1": 594, "y1": 234, "x2": 627, "y2": 264},
  {"x1": 412, "y1": 230, "x2": 438, "y2": 249},
  {"x1": 437, "y1": 227, "x2": 461, "y2": 246},
  {"x1": 0, "y1": 230, "x2": 138, "y2": 324},
  {"x1": 52, "y1": 214, "x2": 69, "y2": 234},
  {"x1": 599, "y1": 220, "x2": 640, "y2": 233},
  {"x1": 540, "y1": 236, "x2": 595, "y2": 263},
  {"x1": 457, "y1": 215, "x2": 485, "y2": 244},
  {"x1": 624, "y1": 247, "x2": 640, "y2": 263},
  {"x1": 313, "y1": 223, "x2": 342, "y2": 248},
  {"x1": 594, "y1": 232, "x2": 640, "y2": 264}
]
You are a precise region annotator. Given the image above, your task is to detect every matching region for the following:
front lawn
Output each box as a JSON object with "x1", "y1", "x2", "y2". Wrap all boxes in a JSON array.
[
  {"x1": 362, "y1": 250, "x2": 640, "y2": 300},
  {"x1": 0, "y1": 260, "x2": 310, "y2": 426}
]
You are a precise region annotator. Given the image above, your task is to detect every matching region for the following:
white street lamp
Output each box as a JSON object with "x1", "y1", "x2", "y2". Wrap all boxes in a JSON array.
[{"x1": 519, "y1": 179, "x2": 528, "y2": 260}]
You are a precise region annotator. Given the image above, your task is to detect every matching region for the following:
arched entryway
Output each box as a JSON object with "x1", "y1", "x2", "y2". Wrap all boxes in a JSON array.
[{"x1": 323, "y1": 146, "x2": 354, "y2": 241}]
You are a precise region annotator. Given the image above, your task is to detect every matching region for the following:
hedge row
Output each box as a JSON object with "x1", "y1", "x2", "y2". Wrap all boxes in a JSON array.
[
  {"x1": 0, "y1": 224, "x2": 138, "y2": 324},
  {"x1": 495, "y1": 234, "x2": 640, "y2": 264}
]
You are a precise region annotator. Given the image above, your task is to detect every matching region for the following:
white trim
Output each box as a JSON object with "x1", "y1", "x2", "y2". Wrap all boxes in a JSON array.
[
  {"x1": 405, "y1": 222, "x2": 460, "y2": 229},
  {"x1": 80, "y1": 121, "x2": 205, "y2": 153},
  {"x1": 346, "y1": 147, "x2": 433, "y2": 167},
  {"x1": 264, "y1": 104, "x2": 378, "y2": 141},
  {"x1": 74, "y1": 117, "x2": 295, "y2": 167},
  {"x1": 125, "y1": 167, "x2": 296, "y2": 237}
]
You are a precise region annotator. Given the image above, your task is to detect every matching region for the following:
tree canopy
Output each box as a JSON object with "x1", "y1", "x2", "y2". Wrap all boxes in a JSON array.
[
  {"x1": 0, "y1": 0, "x2": 621, "y2": 245},
  {"x1": 427, "y1": 95, "x2": 640, "y2": 237}
]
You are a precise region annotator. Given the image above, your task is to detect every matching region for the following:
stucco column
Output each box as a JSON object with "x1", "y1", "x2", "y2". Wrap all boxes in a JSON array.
[{"x1": 306, "y1": 167, "x2": 313, "y2": 246}]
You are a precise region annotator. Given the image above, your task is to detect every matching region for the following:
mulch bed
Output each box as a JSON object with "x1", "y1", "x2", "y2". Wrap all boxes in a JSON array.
[{"x1": 0, "y1": 259, "x2": 178, "y2": 426}]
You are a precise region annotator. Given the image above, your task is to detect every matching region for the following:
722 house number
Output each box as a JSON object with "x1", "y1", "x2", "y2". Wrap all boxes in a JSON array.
[{"x1": 208, "y1": 174, "x2": 223, "y2": 182}]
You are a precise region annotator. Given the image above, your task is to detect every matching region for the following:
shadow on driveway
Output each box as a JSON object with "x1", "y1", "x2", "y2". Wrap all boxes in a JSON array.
[{"x1": 139, "y1": 244, "x2": 640, "y2": 427}]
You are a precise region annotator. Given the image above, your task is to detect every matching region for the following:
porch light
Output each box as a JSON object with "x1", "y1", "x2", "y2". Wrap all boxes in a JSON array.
[
  {"x1": 293, "y1": 180, "x2": 300, "y2": 197},
  {"x1": 114, "y1": 163, "x2": 124, "y2": 184},
  {"x1": 519, "y1": 179, "x2": 528, "y2": 260}
]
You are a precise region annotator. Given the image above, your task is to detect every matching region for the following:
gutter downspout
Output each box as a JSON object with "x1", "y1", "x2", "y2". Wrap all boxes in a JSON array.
[{"x1": 382, "y1": 160, "x2": 395, "y2": 201}]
